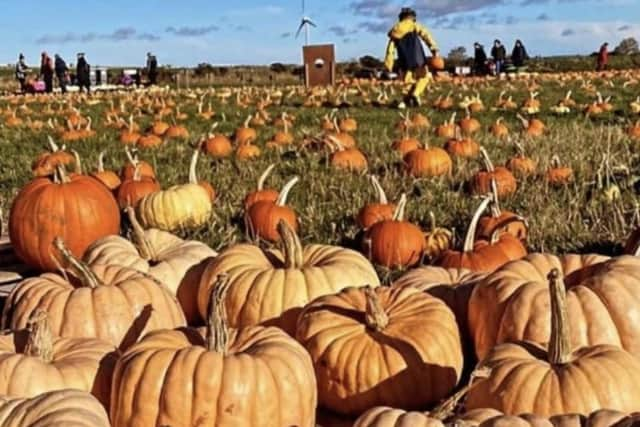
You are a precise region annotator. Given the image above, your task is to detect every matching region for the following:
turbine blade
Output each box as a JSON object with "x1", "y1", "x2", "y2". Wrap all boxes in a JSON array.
[
  {"x1": 307, "y1": 19, "x2": 317, "y2": 27},
  {"x1": 295, "y1": 21, "x2": 305, "y2": 38}
]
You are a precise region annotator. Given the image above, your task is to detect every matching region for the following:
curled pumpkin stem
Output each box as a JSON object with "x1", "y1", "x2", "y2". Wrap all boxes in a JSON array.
[
  {"x1": 463, "y1": 196, "x2": 493, "y2": 252},
  {"x1": 429, "y1": 366, "x2": 491, "y2": 420},
  {"x1": 276, "y1": 177, "x2": 299, "y2": 206},
  {"x1": 392, "y1": 194, "x2": 408, "y2": 221},
  {"x1": 369, "y1": 175, "x2": 388, "y2": 205},
  {"x1": 364, "y1": 287, "x2": 388, "y2": 332}
]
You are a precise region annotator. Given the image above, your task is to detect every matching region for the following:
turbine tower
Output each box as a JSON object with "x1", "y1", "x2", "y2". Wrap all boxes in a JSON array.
[{"x1": 295, "y1": 0, "x2": 316, "y2": 46}]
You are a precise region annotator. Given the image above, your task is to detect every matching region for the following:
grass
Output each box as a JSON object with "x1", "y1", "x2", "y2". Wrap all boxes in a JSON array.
[{"x1": 1, "y1": 71, "x2": 640, "y2": 282}]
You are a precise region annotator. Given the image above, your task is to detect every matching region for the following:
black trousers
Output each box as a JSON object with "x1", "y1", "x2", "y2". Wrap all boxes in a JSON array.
[
  {"x1": 149, "y1": 72, "x2": 157, "y2": 85},
  {"x1": 44, "y1": 74, "x2": 53, "y2": 93},
  {"x1": 17, "y1": 78, "x2": 26, "y2": 93},
  {"x1": 78, "y1": 79, "x2": 90, "y2": 93},
  {"x1": 57, "y1": 74, "x2": 67, "y2": 93}
]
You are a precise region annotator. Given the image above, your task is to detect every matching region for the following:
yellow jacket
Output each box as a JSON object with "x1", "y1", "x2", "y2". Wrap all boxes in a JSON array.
[{"x1": 385, "y1": 19, "x2": 438, "y2": 71}]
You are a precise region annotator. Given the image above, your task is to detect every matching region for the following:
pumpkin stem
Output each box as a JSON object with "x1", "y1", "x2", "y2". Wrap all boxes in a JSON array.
[
  {"x1": 188, "y1": 148, "x2": 200, "y2": 184},
  {"x1": 278, "y1": 220, "x2": 304, "y2": 269},
  {"x1": 71, "y1": 150, "x2": 82, "y2": 174},
  {"x1": 53, "y1": 164, "x2": 70, "y2": 184},
  {"x1": 24, "y1": 310, "x2": 53, "y2": 363},
  {"x1": 429, "y1": 366, "x2": 491, "y2": 420},
  {"x1": 550, "y1": 154, "x2": 561, "y2": 169},
  {"x1": 53, "y1": 237, "x2": 103, "y2": 289},
  {"x1": 548, "y1": 269, "x2": 572, "y2": 365},
  {"x1": 125, "y1": 207, "x2": 157, "y2": 261},
  {"x1": 429, "y1": 211, "x2": 437, "y2": 232},
  {"x1": 257, "y1": 164, "x2": 276, "y2": 191},
  {"x1": 489, "y1": 178, "x2": 502, "y2": 217},
  {"x1": 478, "y1": 146, "x2": 494, "y2": 173},
  {"x1": 205, "y1": 274, "x2": 231, "y2": 354},
  {"x1": 124, "y1": 146, "x2": 138, "y2": 167},
  {"x1": 369, "y1": 175, "x2": 388, "y2": 204},
  {"x1": 47, "y1": 135, "x2": 60, "y2": 152},
  {"x1": 97, "y1": 152, "x2": 106, "y2": 173},
  {"x1": 516, "y1": 113, "x2": 530, "y2": 130},
  {"x1": 243, "y1": 115, "x2": 252, "y2": 129},
  {"x1": 276, "y1": 177, "x2": 299, "y2": 206},
  {"x1": 463, "y1": 196, "x2": 492, "y2": 252},
  {"x1": 448, "y1": 112, "x2": 457, "y2": 126},
  {"x1": 364, "y1": 287, "x2": 388, "y2": 332},
  {"x1": 392, "y1": 194, "x2": 407, "y2": 221}
]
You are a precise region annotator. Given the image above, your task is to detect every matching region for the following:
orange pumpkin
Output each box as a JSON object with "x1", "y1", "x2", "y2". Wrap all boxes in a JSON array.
[
  {"x1": 235, "y1": 115, "x2": 258, "y2": 144},
  {"x1": 476, "y1": 179, "x2": 528, "y2": 242},
  {"x1": 403, "y1": 142, "x2": 452, "y2": 178},
  {"x1": 243, "y1": 164, "x2": 279, "y2": 210},
  {"x1": 357, "y1": 175, "x2": 396, "y2": 230},
  {"x1": 445, "y1": 129, "x2": 479, "y2": 159},
  {"x1": 435, "y1": 113, "x2": 457, "y2": 138},
  {"x1": 116, "y1": 164, "x2": 161, "y2": 209},
  {"x1": 470, "y1": 147, "x2": 517, "y2": 198},
  {"x1": 546, "y1": 155, "x2": 573, "y2": 186},
  {"x1": 91, "y1": 152, "x2": 121, "y2": 191},
  {"x1": 120, "y1": 147, "x2": 156, "y2": 180},
  {"x1": 246, "y1": 177, "x2": 299, "y2": 242},
  {"x1": 31, "y1": 137, "x2": 75, "y2": 177}
]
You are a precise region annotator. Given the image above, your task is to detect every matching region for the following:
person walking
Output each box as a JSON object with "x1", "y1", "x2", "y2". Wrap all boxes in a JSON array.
[
  {"x1": 15, "y1": 54, "x2": 30, "y2": 93},
  {"x1": 54, "y1": 54, "x2": 69, "y2": 94},
  {"x1": 473, "y1": 42, "x2": 488, "y2": 75},
  {"x1": 146, "y1": 52, "x2": 158, "y2": 86},
  {"x1": 491, "y1": 40, "x2": 506, "y2": 75},
  {"x1": 511, "y1": 40, "x2": 529, "y2": 68},
  {"x1": 384, "y1": 7, "x2": 440, "y2": 108},
  {"x1": 597, "y1": 42, "x2": 609, "y2": 71},
  {"x1": 40, "y1": 52, "x2": 54, "y2": 93},
  {"x1": 76, "y1": 53, "x2": 91, "y2": 93}
]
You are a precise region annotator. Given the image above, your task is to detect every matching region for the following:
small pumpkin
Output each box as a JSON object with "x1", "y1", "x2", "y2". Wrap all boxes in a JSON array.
[
  {"x1": 119, "y1": 115, "x2": 141, "y2": 145},
  {"x1": 546, "y1": 154, "x2": 573, "y2": 186},
  {"x1": 424, "y1": 211, "x2": 453, "y2": 260},
  {"x1": 506, "y1": 141, "x2": 537, "y2": 177},
  {"x1": 459, "y1": 108, "x2": 481, "y2": 135},
  {"x1": 470, "y1": 147, "x2": 517, "y2": 198},
  {"x1": 246, "y1": 177, "x2": 298, "y2": 242},
  {"x1": 243, "y1": 163, "x2": 279, "y2": 210},
  {"x1": 120, "y1": 147, "x2": 155, "y2": 180},
  {"x1": 489, "y1": 117, "x2": 509, "y2": 139},
  {"x1": 445, "y1": 128, "x2": 479, "y2": 159},
  {"x1": 435, "y1": 113, "x2": 457, "y2": 138},
  {"x1": 364, "y1": 194, "x2": 426, "y2": 269},
  {"x1": 517, "y1": 113, "x2": 544, "y2": 137},
  {"x1": 203, "y1": 124, "x2": 233, "y2": 158},
  {"x1": 91, "y1": 151, "x2": 121, "y2": 191},
  {"x1": 116, "y1": 164, "x2": 161, "y2": 209},
  {"x1": 197, "y1": 221, "x2": 379, "y2": 335},
  {"x1": 357, "y1": 175, "x2": 396, "y2": 230},
  {"x1": 403, "y1": 141, "x2": 453, "y2": 178},
  {"x1": 476, "y1": 179, "x2": 528, "y2": 242},
  {"x1": 31, "y1": 136, "x2": 75, "y2": 177},
  {"x1": 327, "y1": 136, "x2": 368, "y2": 172},
  {"x1": 296, "y1": 286, "x2": 463, "y2": 415},
  {"x1": 235, "y1": 115, "x2": 257, "y2": 144}
]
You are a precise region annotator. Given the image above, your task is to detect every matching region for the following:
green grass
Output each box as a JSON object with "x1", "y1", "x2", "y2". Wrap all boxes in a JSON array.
[{"x1": 1, "y1": 73, "x2": 640, "y2": 281}]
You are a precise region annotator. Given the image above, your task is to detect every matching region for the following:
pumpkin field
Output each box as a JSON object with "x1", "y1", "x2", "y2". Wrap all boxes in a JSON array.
[{"x1": 1, "y1": 68, "x2": 640, "y2": 426}]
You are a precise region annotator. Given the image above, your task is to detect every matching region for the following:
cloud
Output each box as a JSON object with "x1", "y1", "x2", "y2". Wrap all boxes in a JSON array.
[
  {"x1": 358, "y1": 21, "x2": 390, "y2": 33},
  {"x1": 561, "y1": 28, "x2": 576, "y2": 36},
  {"x1": 165, "y1": 25, "x2": 219, "y2": 37},
  {"x1": 36, "y1": 27, "x2": 159, "y2": 44},
  {"x1": 618, "y1": 24, "x2": 631, "y2": 31},
  {"x1": 327, "y1": 25, "x2": 358, "y2": 37},
  {"x1": 235, "y1": 25, "x2": 251, "y2": 32},
  {"x1": 280, "y1": 32, "x2": 292, "y2": 38},
  {"x1": 537, "y1": 13, "x2": 550, "y2": 21}
]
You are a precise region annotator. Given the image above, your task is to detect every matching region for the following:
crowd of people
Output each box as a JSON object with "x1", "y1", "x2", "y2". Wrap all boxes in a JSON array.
[
  {"x1": 13, "y1": 51, "x2": 159, "y2": 94},
  {"x1": 472, "y1": 39, "x2": 529, "y2": 76}
]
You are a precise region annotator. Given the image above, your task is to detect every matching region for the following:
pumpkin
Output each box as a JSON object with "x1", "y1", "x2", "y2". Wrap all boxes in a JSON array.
[
  {"x1": 327, "y1": 118, "x2": 357, "y2": 149},
  {"x1": 270, "y1": 113, "x2": 295, "y2": 147},
  {"x1": 435, "y1": 113, "x2": 457, "y2": 138},
  {"x1": 470, "y1": 147, "x2": 517, "y2": 198},
  {"x1": 628, "y1": 120, "x2": 640, "y2": 140},
  {"x1": 327, "y1": 136, "x2": 368, "y2": 172},
  {"x1": 119, "y1": 115, "x2": 141, "y2": 145},
  {"x1": 445, "y1": 129, "x2": 479, "y2": 159},
  {"x1": 506, "y1": 142, "x2": 537, "y2": 177},
  {"x1": 296, "y1": 286, "x2": 463, "y2": 415},
  {"x1": 436, "y1": 196, "x2": 527, "y2": 273},
  {"x1": 0, "y1": 310, "x2": 117, "y2": 407},
  {"x1": 110, "y1": 275, "x2": 318, "y2": 427},
  {"x1": 84, "y1": 207, "x2": 217, "y2": 325},
  {"x1": 120, "y1": 147, "x2": 155, "y2": 180},
  {"x1": 489, "y1": 117, "x2": 509, "y2": 139},
  {"x1": 476, "y1": 179, "x2": 527, "y2": 242},
  {"x1": 364, "y1": 194, "x2": 426, "y2": 269},
  {"x1": 91, "y1": 151, "x2": 121, "y2": 191},
  {"x1": 411, "y1": 113, "x2": 430, "y2": 130},
  {"x1": 165, "y1": 123, "x2": 189, "y2": 139},
  {"x1": 517, "y1": 114, "x2": 544, "y2": 137},
  {"x1": 246, "y1": 177, "x2": 298, "y2": 242},
  {"x1": 235, "y1": 115, "x2": 257, "y2": 144},
  {"x1": 339, "y1": 114, "x2": 358, "y2": 132},
  {"x1": 137, "y1": 133, "x2": 163, "y2": 149},
  {"x1": 392, "y1": 136, "x2": 420, "y2": 156},
  {"x1": 357, "y1": 175, "x2": 396, "y2": 229},
  {"x1": 424, "y1": 212, "x2": 453, "y2": 260},
  {"x1": 203, "y1": 125, "x2": 233, "y2": 158},
  {"x1": 197, "y1": 221, "x2": 379, "y2": 335},
  {"x1": 546, "y1": 155, "x2": 573, "y2": 186},
  {"x1": 472, "y1": 409, "x2": 640, "y2": 427},
  {"x1": 9, "y1": 165, "x2": 120, "y2": 272},
  {"x1": 403, "y1": 141, "x2": 452, "y2": 178},
  {"x1": 137, "y1": 155, "x2": 213, "y2": 232},
  {"x1": 466, "y1": 269, "x2": 640, "y2": 417},
  {"x1": 2, "y1": 238, "x2": 186, "y2": 350},
  {"x1": 468, "y1": 252, "x2": 640, "y2": 361},
  {"x1": 116, "y1": 164, "x2": 161, "y2": 209},
  {"x1": 31, "y1": 136, "x2": 75, "y2": 177},
  {"x1": 429, "y1": 55, "x2": 445, "y2": 71},
  {"x1": 459, "y1": 108, "x2": 481, "y2": 135},
  {"x1": 0, "y1": 390, "x2": 111, "y2": 427},
  {"x1": 150, "y1": 120, "x2": 169, "y2": 136},
  {"x1": 243, "y1": 163, "x2": 279, "y2": 210}
]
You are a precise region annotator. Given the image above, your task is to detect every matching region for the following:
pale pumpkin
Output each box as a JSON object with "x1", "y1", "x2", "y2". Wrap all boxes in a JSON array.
[
  {"x1": 84, "y1": 207, "x2": 217, "y2": 325},
  {"x1": 2, "y1": 238, "x2": 186, "y2": 350},
  {"x1": 468, "y1": 253, "x2": 640, "y2": 360},
  {"x1": 466, "y1": 269, "x2": 640, "y2": 417},
  {"x1": 0, "y1": 310, "x2": 117, "y2": 408},
  {"x1": 473, "y1": 409, "x2": 640, "y2": 427},
  {"x1": 110, "y1": 275, "x2": 317, "y2": 427},
  {"x1": 197, "y1": 221, "x2": 379, "y2": 335},
  {"x1": 0, "y1": 390, "x2": 111, "y2": 427},
  {"x1": 296, "y1": 286, "x2": 463, "y2": 415}
]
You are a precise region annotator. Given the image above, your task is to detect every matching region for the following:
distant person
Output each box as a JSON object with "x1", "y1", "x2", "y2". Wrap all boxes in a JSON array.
[
  {"x1": 40, "y1": 52, "x2": 54, "y2": 93},
  {"x1": 511, "y1": 40, "x2": 529, "y2": 68},
  {"x1": 384, "y1": 7, "x2": 439, "y2": 108},
  {"x1": 54, "y1": 54, "x2": 69, "y2": 94},
  {"x1": 76, "y1": 53, "x2": 91, "y2": 93},
  {"x1": 146, "y1": 52, "x2": 158, "y2": 85},
  {"x1": 491, "y1": 39, "x2": 506, "y2": 74},
  {"x1": 473, "y1": 42, "x2": 488, "y2": 75},
  {"x1": 15, "y1": 53, "x2": 29, "y2": 93},
  {"x1": 597, "y1": 42, "x2": 609, "y2": 71}
]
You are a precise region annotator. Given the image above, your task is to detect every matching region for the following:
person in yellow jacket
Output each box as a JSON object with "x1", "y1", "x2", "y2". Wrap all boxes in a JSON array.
[{"x1": 385, "y1": 7, "x2": 439, "y2": 108}]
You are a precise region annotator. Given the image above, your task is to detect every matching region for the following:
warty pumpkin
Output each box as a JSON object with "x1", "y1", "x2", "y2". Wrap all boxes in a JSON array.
[
  {"x1": 84, "y1": 207, "x2": 217, "y2": 325},
  {"x1": 296, "y1": 285, "x2": 463, "y2": 415},
  {"x1": 110, "y1": 274, "x2": 317, "y2": 427},
  {"x1": 0, "y1": 390, "x2": 111, "y2": 427},
  {"x1": 357, "y1": 175, "x2": 396, "y2": 230},
  {"x1": 245, "y1": 176, "x2": 299, "y2": 242},
  {"x1": 2, "y1": 238, "x2": 186, "y2": 350},
  {"x1": 9, "y1": 165, "x2": 120, "y2": 272},
  {"x1": 197, "y1": 221, "x2": 379, "y2": 335},
  {"x1": 466, "y1": 269, "x2": 640, "y2": 417},
  {"x1": 0, "y1": 310, "x2": 118, "y2": 408},
  {"x1": 468, "y1": 252, "x2": 640, "y2": 361},
  {"x1": 424, "y1": 211, "x2": 453, "y2": 260}
]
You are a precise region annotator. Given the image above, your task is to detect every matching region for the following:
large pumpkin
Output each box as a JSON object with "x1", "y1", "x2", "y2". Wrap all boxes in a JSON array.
[
  {"x1": 0, "y1": 390, "x2": 111, "y2": 427},
  {"x1": 472, "y1": 409, "x2": 640, "y2": 427},
  {"x1": 9, "y1": 165, "x2": 120, "y2": 272},
  {"x1": 110, "y1": 275, "x2": 317, "y2": 427},
  {"x1": 197, "y1": 221, "x2": 379, "y2": 335},
  {"x1": 84, "y1": 207, "x2": 217, "y2": 325},
  {"x1": 468, "y1": 252, "x2": 640, "y2": 361},
  {"x1": 466, "y1": 269, "x2": 640, "y2": 416},
  {"x1": 0, "y1": 310, "x2": 117, "y2": 408},
  {"x1": 296, "y1": 286, "x2": 463, "y2": 415},
  {"x1": 2, "y1": 238, "x2": 186, "y2": 350},
  {"x1": 137, "y1": 153, "x2": 212, "y2": 231}
]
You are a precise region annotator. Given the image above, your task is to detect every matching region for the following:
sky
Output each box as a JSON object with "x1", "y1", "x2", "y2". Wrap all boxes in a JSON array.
[{"x1": 1, "y1": 0, "x2": 639, "y2": 67}]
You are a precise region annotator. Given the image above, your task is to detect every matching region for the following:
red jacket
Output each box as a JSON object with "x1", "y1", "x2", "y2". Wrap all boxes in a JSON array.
[{"x1": 598, "y1": 45, "x2": 609, "y2": 65}]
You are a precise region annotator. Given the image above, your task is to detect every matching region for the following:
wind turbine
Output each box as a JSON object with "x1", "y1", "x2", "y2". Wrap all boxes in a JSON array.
[{"x1": 295, "y1": 0, "x2": 316, "y2": 46}]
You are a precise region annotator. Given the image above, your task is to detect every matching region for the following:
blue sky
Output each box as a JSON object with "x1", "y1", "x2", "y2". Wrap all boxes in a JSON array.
[{"x1": 2, "y1": 0, "x2": 639, "y2": 66}]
